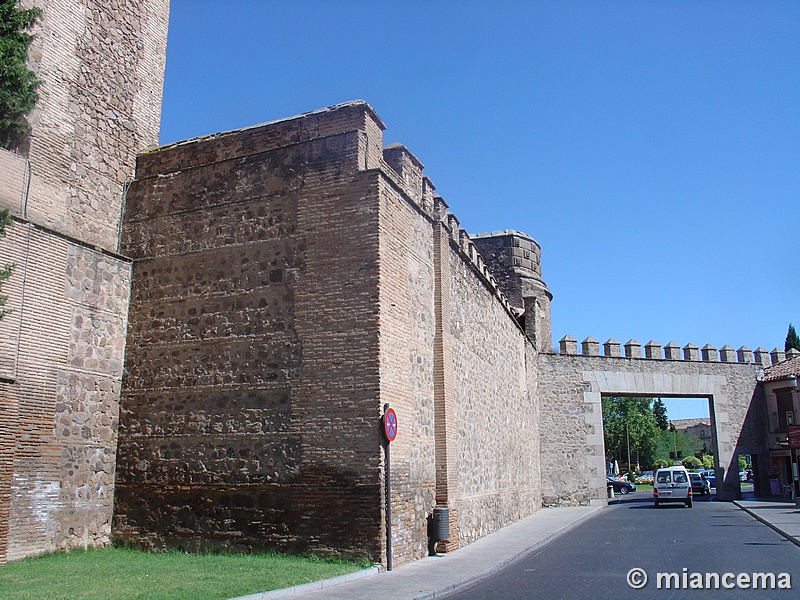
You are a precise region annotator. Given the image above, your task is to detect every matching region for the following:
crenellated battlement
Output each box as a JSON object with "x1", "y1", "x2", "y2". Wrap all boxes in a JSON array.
[{"x1": 558, "y1": 335, "x2": 790, "y2": 366}]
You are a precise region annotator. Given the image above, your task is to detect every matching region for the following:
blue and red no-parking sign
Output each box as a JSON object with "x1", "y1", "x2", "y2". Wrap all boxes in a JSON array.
[{"x1": 383, "y1": 408, "x2": 398, "y2": 442}]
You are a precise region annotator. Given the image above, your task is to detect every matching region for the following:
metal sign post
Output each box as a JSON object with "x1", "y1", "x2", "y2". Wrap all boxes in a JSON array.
[{"x1": 383, "y1": 406, "x2": 397, "y2": 571}]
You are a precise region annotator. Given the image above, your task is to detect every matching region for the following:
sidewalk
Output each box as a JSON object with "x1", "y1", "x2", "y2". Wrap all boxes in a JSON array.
[
  {"x1": 733, "y1": 495, "x2": 800, "y2": 548},
  {"x1": 232, "y1": 493, "x2": 800, "y2": 600},
  {"x1": 233, "y1": 503, "x2": 605, "y2": 600}
]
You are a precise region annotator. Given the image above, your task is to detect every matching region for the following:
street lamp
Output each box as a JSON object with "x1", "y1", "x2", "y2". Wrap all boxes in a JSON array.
[{"x1": 626, "y1": 421, "x2": 631, "y2": 474}]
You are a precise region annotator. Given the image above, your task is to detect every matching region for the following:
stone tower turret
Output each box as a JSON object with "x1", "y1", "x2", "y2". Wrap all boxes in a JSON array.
[{"x1": 471, "y1": 230, "x2": 553, "y2": 351}]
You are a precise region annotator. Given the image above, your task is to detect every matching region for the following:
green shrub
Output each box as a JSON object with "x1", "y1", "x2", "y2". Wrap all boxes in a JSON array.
[{"x1": 0, "y1": 0, "x2": 42, "y2": 150}]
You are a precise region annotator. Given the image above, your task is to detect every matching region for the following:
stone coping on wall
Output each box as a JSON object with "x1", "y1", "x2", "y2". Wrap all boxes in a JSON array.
[{"x1": 557, "y1": 335, "x2": 784, "y2": 366}]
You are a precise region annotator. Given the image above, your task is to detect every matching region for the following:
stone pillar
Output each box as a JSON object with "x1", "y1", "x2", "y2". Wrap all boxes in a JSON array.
[
  {"x1": 624, "y1": 339, "x2": 642, "y2": 358},
  {"x1": 736, "y1": 346, "x2": 753, "y2": 363},
  {"x1": 582, "y1": 337, "x2": 600, "y2": 356},
  {"x1": 701, "y1": 344, "x2": 718, "y2": 362},
  {"x1": 788, "y1": 349, "x2": 800, "y2": 360},
  {"x1": 432, "y1": 221, "x2": 459, "y2": 552},
  {"x1": 603, "y1": 339, "x2": 621, "y2": 357},
  {"x1": 559, "y1": 335, "x2": 577, "y2": 355},
  {"x1": 644, "y1": 340, "x2": 662, "y2": 359},
  {"x1": 664, "y1": 342, "x2": 681, "y2": 360},
  {"x1": 523, "y1": 295, "x2": 552, "y2": 353},
  {"x1": 683, "y1": 343, "x2": 700, "y2": 361}
]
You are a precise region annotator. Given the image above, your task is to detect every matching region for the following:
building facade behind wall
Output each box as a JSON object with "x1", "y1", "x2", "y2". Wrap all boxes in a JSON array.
[
  {"x1": 0, "y1": 0, "x2": 169, "y2": 562},
  {"x1": 113, "y1": 101, "x2": 545, "y2": 565}
]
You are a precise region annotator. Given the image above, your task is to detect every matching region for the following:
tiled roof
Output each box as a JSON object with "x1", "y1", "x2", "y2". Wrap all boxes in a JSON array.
[
  {"x1": 762, "y1": 354, "x2": 800, "y2": 382},
  {"x1": 670, "y1": 418, "x2": 710, "y2": 429}
]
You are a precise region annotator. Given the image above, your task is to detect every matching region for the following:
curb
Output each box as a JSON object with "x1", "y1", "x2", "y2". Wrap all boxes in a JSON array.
[
  {"x1": 733, "y1": 501, "x2": 800, "y2": 549},
  {"x1": 417, "y1": 504, "x2": 606, "y2": 599},
  {"x1": 230, "y1": 565, "x2": 384, "y2": 600}
]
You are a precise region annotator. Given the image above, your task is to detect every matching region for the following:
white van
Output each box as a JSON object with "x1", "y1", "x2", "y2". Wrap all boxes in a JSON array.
[{"x1": 653, "y1": 466, "x2": 692, "y2": 508}]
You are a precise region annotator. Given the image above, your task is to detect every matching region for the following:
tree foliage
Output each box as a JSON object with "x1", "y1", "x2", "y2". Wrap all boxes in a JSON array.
[
  {"x1": 652, "y1": 398, "x2": 669, "y2": 430},
  {"x1": 786, "y1": 323, "x2": 800, "y2": 353},
  {"x1": 602, "y1": 396, "x2": 659, "y2": 469},
  {"x1": 0, "y1": 0, "x2": 42, "y2": 150},
  {"x1": 653, "y1": 426, "x2": 703, "y2": 465},
  {"x1": 0, "y1": 208, "x2": 13, "y2": 320}
]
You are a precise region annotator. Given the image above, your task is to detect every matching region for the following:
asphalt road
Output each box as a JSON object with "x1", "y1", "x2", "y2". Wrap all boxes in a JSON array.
[{"x1": 447, "y1": 490, "x2": 800, "y2": 599}]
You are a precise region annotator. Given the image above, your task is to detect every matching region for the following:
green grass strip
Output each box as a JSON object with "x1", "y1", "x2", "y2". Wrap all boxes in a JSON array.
[{"x1": 0, "y1": 547, "x2": 369, "y2": 600}]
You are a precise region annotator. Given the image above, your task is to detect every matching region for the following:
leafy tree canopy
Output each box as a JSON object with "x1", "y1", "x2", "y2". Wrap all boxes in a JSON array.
[
  {"x1": 0, "y1": 0, "x2": 42, "y2": 150},
  {"x1": 602, "y1": 396, "x2": 659, "y2": 470}
]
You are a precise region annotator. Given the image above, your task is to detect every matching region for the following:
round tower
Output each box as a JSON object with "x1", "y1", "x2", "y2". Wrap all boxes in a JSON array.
[{"x1": 471, "y1": 230, "x2": 553, "y2": 351}]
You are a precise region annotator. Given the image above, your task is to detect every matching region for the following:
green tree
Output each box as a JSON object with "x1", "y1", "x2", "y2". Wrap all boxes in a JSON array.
[
  {"x1": 652, "y1": 398, "x2": 669, "y2": 430},
  {"x1": 654, "y1": 426, "x2": 703, "y2": 465},
  {"x1": 682, "y1": 455, "x2": 701, "y2": 469},
  {"x1": 602, "y1": 396, "x2": 659, "y2": 470},
  {"x1": 786, "y1": 323, "x2": 800, "y2": 353},
  {"x1": 0, "y1": 208, "x2": 13, "y2": 319},
  {"x1": 0, "y1": 0, "x2": 42, "y2": 150}
]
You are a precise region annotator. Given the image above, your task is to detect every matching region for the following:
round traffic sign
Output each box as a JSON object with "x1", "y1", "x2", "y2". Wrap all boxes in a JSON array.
[{"x1": 383, "y1": 408, "x2": 398, "y2": 442}]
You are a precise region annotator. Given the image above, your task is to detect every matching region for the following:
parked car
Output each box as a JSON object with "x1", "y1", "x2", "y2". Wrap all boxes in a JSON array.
[
  {"x1": 653, "y1": 466, "x2": 692, "y2": 508},
  {"x1": 607, "y1": 476, "x2": 636, "y2": 495},
  {"x1": 637, "y1": 471, "x2": 654, "y2": 484},
  {"x1": 698, "y1": 469, "x2": 716, "y2": 488},
  {"x1": 689, "y1": 472, "x2": 711, "y2": 495}
]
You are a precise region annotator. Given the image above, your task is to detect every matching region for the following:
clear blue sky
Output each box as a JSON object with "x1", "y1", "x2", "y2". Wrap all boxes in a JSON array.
[
  {"x1": 159, "y1": 1, "x2": 798, "y2": 402},
  {"x1": 661, "y1": 398, "x2": 710, "y2": 421}
]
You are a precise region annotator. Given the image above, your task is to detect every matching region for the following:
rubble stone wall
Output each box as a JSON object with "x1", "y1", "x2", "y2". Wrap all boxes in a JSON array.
[
  {"x1": 0, "y1": 225, "x2": 129, "y2": 562},
  {"x1": 447, "y1": 242, "x2": 540, "y2": 546},
  {"x1": 114, "y1": 102, "x2": 388, "y2": 559},
  {"x1": 0, "y1": 0, "x2": 168, "y2": 563}
]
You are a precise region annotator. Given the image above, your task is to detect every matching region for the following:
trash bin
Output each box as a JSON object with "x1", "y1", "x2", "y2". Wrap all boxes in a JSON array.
[{"x1": 433, "y1": 506, "x2": 450, "y2": 541}]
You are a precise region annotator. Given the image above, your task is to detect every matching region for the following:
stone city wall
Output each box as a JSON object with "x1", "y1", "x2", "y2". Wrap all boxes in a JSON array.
[
  {"x1": 0, "y1": 0, "x2": 168, "y2": 563},
  {"x1": 446, "y1": 239, "x2": 540, "y2": 546},
  {"x1": 114, "y1": 100, "x2": 545, "y2": 566},
  {"x1": 538, "y1": 338, "x2": 767, "y2": 507},
  {"x1": 0, "y1": 224, "x2": 130, "y2": 562},
  {"x1": 115, "y1": 102, "x2": 388, "y2": 558}
]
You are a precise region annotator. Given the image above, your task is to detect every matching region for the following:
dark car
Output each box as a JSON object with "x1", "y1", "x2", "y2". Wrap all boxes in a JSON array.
[
  {"x1": 607, "y1": 476, "x2": 636, "y2": 495},
  {"x1": 689, "y1": 472, "x2": 710, "y2": 495},
  {"x1": 698, "y1": 469, "x2": 716, "y2": 488}
]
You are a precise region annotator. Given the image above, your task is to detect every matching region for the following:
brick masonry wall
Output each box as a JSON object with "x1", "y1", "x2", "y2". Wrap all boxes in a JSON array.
[
  {"x1": 446, "y1": 242, "x2": 541, "y2": 546},
  {"x1": 376, "y1": 174, "x2": 437, "y2": 564},
  {"x1": 115, "y1": 102, "x2": 388, "y2": 559},
  {"x1": 114, "y1": 100, "x2": 545, "y2": 566}
]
